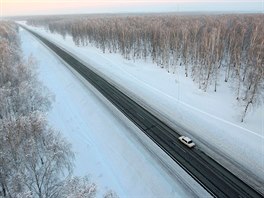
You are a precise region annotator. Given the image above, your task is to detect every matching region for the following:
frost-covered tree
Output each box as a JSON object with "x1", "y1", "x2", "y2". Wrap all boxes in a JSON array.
[
  {"x1": 60, "y1": 177, "x2": 96, "y2": 198},
  {"x1": 0, "y1": 21, "x2": 73, "y2": 198},
  {"x1": 1, "y1": 21, "x2": 117, "y2": 198},
  {"x1": 0, "y1": 114, "x2": 74, "y2": 198}
]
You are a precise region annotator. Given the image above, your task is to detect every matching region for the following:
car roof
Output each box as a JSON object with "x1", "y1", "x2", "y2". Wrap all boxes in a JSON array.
[{"x1": 183, "y1": 136, "x2": 192, "y2": 142}]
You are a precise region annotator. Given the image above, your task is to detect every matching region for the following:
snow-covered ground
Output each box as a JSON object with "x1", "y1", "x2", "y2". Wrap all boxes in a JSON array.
[
  {"x1": 19, "y1": 26, "x2": 211, "y2": 197},
  {"x1": 19, "y1": 21, "x2": 264, "y2": 193}
]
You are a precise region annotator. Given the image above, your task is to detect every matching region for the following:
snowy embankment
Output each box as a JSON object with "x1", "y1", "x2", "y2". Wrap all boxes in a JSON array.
[
  {"x1": 19, "y1": 26, "x2": 211, "y2": 197},
  {"x1": 19, "y1": 22, "x2": 263, "y2": 192}
]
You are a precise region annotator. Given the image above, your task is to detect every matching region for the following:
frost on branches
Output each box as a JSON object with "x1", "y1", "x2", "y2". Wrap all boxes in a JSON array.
[
  {"x1": 0, "y1": 22, "x2": 117, "y2": 198},
  {"x1": 0, "y1": 21, "x2": 72, "y2": 198}
]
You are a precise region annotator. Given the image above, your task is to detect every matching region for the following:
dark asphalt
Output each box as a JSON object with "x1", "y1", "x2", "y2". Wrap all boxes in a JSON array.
[{"x1": 21, "y1": 25, "x2": 263, "y2": 198}]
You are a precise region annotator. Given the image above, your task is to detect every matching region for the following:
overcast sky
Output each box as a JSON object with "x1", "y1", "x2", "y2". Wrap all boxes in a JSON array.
[{"x1": 1, "y1": 0, "x2": 264, "y2": 17}]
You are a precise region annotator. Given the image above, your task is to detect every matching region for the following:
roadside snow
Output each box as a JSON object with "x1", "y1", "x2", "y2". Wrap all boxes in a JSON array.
[
  {"x1": 19, "y1": 26, "x2": 210, "y2": 197},
  {"x1": 19, "y1": 21, "x2": 264, "y2": 193}
]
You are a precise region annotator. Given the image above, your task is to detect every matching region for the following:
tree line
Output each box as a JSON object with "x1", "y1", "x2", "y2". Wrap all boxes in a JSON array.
[
  {"x1": 27, "y1": 14, "x2": 264, "y2": 122},
  {"x1": 0, "y1": 22, "x2": 117, "y2": 198}
]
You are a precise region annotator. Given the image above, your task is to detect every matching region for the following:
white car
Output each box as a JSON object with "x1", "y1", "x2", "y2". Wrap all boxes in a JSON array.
[{"x1": 178, "y1": 136, "x2": 195, "y2": 148}]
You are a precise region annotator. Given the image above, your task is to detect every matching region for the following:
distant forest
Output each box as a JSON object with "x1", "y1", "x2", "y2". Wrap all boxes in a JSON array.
[{"x1": 27, "y1": 14, "x2": 264, "y2": 121}]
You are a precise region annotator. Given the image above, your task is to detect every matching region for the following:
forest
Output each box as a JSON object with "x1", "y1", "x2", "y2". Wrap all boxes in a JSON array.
[
  {"x1": 27, "y1": 14, "x2": 264, "y2": 121},
  {"x1": 0, "y1": 22, "x2": 117, "y2": 198}
]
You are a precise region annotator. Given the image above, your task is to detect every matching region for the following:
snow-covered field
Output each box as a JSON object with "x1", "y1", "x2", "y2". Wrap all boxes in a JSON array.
[
  {"x1": 19, "y1": 26, "x2": 211, "y2": 197},
  {"x1": 19, "y1": 21, "x2": 264, "y2": 193}
]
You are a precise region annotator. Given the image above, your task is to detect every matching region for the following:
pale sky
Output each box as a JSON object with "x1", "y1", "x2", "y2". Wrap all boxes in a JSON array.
[{"x1": 1, "y1": 0, "x2": 264, "y2": 17}]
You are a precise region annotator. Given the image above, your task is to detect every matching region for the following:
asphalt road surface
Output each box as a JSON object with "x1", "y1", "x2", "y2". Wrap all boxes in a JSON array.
[{"x1": 21, "y1": 25, "x2": 263, "y2": 198}]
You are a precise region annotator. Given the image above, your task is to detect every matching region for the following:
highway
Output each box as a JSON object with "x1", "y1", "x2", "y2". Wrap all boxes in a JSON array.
[{"x1": 21, "y1": 25, "x2": 263, "y2": 198}]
